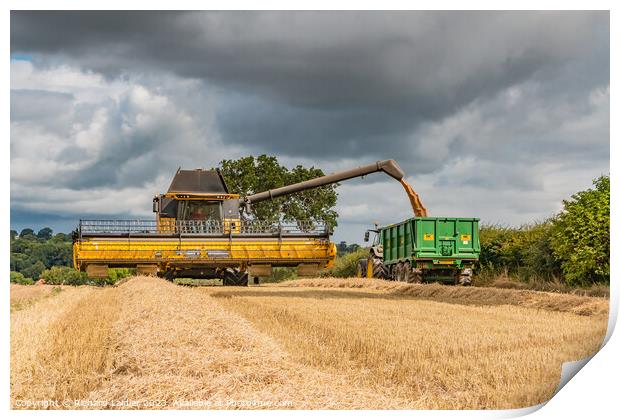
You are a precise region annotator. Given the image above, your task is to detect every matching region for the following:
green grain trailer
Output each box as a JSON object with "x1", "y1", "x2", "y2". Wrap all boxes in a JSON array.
[{"x1": 360, "y1": 217, "x2": 480, "y2": 285}]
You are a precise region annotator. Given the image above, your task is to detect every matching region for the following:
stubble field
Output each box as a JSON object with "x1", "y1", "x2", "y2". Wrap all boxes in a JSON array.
[{"x1": 10, "y1": 276, "x2": 608, "y2": 410}]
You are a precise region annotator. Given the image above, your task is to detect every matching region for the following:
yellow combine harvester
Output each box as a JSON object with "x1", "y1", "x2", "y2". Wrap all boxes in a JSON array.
[{"x1": 73, "y1": 159, "x2": 426, "y2": 285}]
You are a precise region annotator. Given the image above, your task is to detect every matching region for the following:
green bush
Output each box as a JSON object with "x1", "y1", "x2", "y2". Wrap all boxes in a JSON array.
[
  {"x1": 262, "y1": 267, "x2": 298, "y2": 283},
  {"x1": 98, "y1": 268, "x2": 134, "y2": 286},
  {"x1": 41, "y1": 266, "x2": 88, "y2": 285},
  {"x1": 321, "y1": 247, "x2": 369, "y2": 278},
  {"x1": 10, "y1": 271, "x2": 34, "y2": 285},
  {"x1": 38, "y1": 266, "x2": 134, "y2": 287},
  {"x1": 550, "y1": 175, "x2": 610, "y2": 285},
  {"x1": 476, "y1": 176, "x2": 609, "y2": 288},
  {"x1": 477, "y1": 221, "x2": 561, "y2": 282}
]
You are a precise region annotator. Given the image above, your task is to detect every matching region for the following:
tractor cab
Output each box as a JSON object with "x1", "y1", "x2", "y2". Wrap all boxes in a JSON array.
[{"x1": 363, "y1": 223, "x2": 381, "y2": 246}]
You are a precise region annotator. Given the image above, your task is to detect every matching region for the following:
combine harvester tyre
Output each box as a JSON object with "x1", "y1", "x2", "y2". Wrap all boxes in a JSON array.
[{"x1": 223, "y1": 268, "x2": 249, "y2": 286}]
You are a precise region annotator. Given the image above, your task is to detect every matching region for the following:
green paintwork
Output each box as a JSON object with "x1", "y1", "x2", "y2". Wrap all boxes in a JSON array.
[{"x1": 380, "y1": 217, "x2": 480, "y2": 269}]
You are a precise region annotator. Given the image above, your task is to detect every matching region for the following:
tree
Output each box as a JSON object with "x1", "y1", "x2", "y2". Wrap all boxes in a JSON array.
[
  {"x1": 219, "y1": 155, "x2": 338, "y2": 227},
  {"x1": 550, "y1": 175, "x2": 610, "y2": 285},
  {"x1": 22, "y1": 260, "x2": 46, "y2": 280},
  {"x1": 19, "y1": 228, "x2": 34, "y2": 238},
  {"x1": 10, "y1": 230, "x2": 17, "y2": 240},
  {"x1": 11, "y1": 228, "x2": 74, "y2": 279},
  {"x1": 336, "y1": 241, "x2": 361, "y2": 256},
  {"x1": 10, "y1": 253, "x2": 31, "y2": 272},
  {"x1": 52, "y1": 232, "x2": 69, "y2": 242},
  {"x1": 37, "y1": 227, "x2": 53, "y2": 240}
]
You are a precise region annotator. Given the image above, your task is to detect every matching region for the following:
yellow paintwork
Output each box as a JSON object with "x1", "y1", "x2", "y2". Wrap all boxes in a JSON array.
[
  {"x1": 162, "y1": 192, "x2": 240, "y2": 200},
  {"x1": 157, "y1": 216, "x2": 176, "y2": 232},
  {"x1": 78, "y1": 192, "x2": 337, "y2": 274},
  {"x1": 75, "y1": 237, "x2": 336, "y2": 271},
  {"x1": 223, "y1": 218, "x2": 241, "y2": 234}
]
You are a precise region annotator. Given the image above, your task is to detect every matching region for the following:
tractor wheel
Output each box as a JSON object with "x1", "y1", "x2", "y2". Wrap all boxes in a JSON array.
[
  {"x1": 370, "y1": 253, "x2": 388, "y2": 279},
  {"x1": 356, "y1": 259, "x2": 368, "y2": 278},
  {"x1": 457, "y1": 268, "x2": 473, "y2": 286},
  {"x1": 223, "y1": 268, "x2": 249, "y2": 286}
]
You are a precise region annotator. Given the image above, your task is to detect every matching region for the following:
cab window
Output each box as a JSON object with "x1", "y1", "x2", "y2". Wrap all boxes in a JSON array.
[{"x1": 178, "y1": 201, "x2": 222, "y2": 222}]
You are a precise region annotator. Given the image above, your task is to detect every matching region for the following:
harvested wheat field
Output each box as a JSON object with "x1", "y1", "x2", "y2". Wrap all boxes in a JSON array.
[{"x1": 11, "y1": 276, "x2": 608, "y2": 410}]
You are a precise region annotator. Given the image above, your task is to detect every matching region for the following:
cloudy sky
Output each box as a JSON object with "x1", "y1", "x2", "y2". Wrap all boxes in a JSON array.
[{"x1": 10, "y1": 11, "x2": 609, "y2": 242}]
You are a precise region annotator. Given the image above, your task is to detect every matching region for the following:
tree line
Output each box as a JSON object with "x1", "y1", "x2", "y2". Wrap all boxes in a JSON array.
[
  {"x1": 10, "y1": 228, "x2": 73, "y2": 281},
  {"x1": 10, "y1": 228, "x2": 132, "y2": 285}
]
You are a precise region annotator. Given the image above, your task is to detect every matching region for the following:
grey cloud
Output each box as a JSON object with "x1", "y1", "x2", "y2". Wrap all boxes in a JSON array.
[
  {"x1": 10, "y1": 89, "x2": 75, "y2": 141},
  {"x1": 11, "y1": 12, "x2": 608, "y2": 114},
  {"x1": 10, "y1": 11, "x2": 610, "y2": 242},
  {"x1": 12, "y1": 13, "x2": 606, "y2": 123},
  {"x1": 11, "y1": 89, "x2": 74, "y2": 121},
  {"x1": 11, "y1": 11, "x2": 607, "y2": 107}
]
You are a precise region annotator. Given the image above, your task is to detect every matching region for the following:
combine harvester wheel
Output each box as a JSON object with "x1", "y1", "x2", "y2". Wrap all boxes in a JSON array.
[{"x1": 223, "y1": 268, "x2": 249, "y2": 286}]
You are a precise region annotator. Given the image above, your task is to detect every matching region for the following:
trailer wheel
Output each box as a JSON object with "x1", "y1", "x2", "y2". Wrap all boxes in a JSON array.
[
  {"x1": 390, "y1": 265, "x2": 398, "y2": 281},
  {"x1": 410, "y1": 268, "x2": 423, "y2": 284},
  {"x1": 402, "y1": 261, "x2": 411, "y2": 282},
  {"x1": 356, "y1": 259, "x2": 368, "y2": 278},
  {"x1": 402, "y1": 262, "x2": 423, "y2": 283},
  {"x1": 393, "y1": 262, "x2": 403, "y2": 282},
  {"x1": 457, "y1": 268, "x2": 473, "y2": 286}
]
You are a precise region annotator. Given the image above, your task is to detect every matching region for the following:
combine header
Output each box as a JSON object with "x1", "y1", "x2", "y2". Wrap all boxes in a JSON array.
[{"x1": 73, "y1": 159, "x2": 424, "y2": 285}]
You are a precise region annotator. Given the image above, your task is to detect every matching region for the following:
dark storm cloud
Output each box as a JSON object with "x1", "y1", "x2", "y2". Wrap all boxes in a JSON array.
[
  {"x1": 11, "y1": 11, "x2": 609, "y2": 170},
  {"x1": 10, "y1": 11, "x2": 610, "y2": 241},
  {"x1": 11, "y1": 11, "x2": 607, "y2": 105}
]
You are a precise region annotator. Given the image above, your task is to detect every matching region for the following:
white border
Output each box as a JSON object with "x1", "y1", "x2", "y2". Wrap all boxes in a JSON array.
[{"x1": 4, "y1": 3, "x2": 616, "y2": 420}]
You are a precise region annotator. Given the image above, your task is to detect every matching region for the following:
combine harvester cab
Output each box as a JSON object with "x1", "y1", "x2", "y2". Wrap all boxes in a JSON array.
[
  {"x1": 362, "y1": 217, "x2": 481, "y2": 285},
  {"x1": 73, "y1": 160, "x2": 413, "y2": 285}
]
